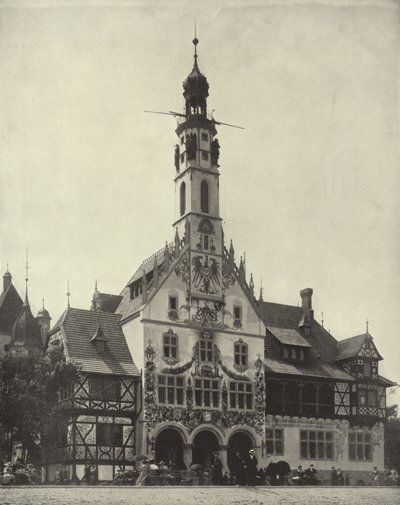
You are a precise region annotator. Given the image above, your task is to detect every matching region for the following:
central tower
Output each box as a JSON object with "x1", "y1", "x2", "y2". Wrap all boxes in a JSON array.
[{"x1": 174, "y1": 37, "x2": 223, "y2": 303}]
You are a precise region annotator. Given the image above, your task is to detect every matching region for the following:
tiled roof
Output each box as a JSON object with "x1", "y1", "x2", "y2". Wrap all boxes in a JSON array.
[
  {"x1": 126, "y1": 245, "x2": 168, "y2": 287},
  {"x1": 115, "y1": 286, "x2": 145, "y2": 321},
  {"x1": 264, "y1": 356, "x2": 354, "y2": 381},
  {"x1": 97, "y1": 293, "x2": 122, "y2": 313},
  {"x1": 336, "y1": 334, "x2": 366, "y2": 361},
  {"x1": 0, "y1": 284, "x2": 23, "y2": 332},
  {"x1": 51, "y1": 308, "x2": 139, "y2": 376},
  {"x1": 261, "y1": 300, "x2": 352, "y2": 381},
  {"x1": 10, "y1": 301, "x2": 43, "y2": 351},
  {"x1": 267, "y1": 326, "x2": 311, "y2": 348},
  {"x1": 262, "y1": 301, "x2": 339, "y2": 362},
  {"x1": 377, "y1": 375, "x2": 397, "y2": 387}
]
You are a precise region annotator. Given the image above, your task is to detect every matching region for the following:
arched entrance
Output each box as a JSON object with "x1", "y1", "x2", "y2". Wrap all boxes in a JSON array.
[
  {"x1": 155, "y1": 428, "x2": 184, "y2": 469},
  {"x1": 192, "y1": 430, "x2": 219, "y2": 469},
  {"x1": 227, "y1": 431, "x2": 254, "y2": 472}
]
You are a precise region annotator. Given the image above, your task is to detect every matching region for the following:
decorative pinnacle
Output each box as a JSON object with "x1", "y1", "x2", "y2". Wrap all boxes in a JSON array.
[
  {"x1": 24, "y1": 245, "x2": 30, "y2": 306},
  {"x1": 321, "y1": 312, "x2": 324, "y2": 328},
  {"x1": 366, "y1": 319, "x2": 369, "y2": 334},
  {"x1": 192, "y1": 23, "x2": 199, "y2": 67},
  {"x1": 66, "y1": 280, "x2": 70, "y2": 308}
]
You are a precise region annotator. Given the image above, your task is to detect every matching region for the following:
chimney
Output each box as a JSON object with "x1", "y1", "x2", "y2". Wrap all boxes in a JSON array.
[{"x1": 300, "y1": 288, "x2": 314, "y2": 321}]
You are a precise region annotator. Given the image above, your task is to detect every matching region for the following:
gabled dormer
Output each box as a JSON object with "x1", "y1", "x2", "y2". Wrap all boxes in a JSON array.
[
  {"x1": 336, "y1": 332, "x2": 382, "y2": 379},
  {"x1": 266, "y1": 326, "x2": 311, "y2": 362}
]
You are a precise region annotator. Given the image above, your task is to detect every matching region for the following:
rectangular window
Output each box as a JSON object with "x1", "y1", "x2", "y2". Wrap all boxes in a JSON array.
[
  {"x1": 300, "y1": 430, "x2": 333, "y2": 460},
  {"x1": 234, "y1": 341, "x2": 248, "y2": 367},
  {"x1": 364, "y1": 361, "x2": 371, "y2": 377},
  {"x1": 358, "y1": 389, "x2": 367, "y2": 405},
  {"x1": 163, "y1": 332, "x2": 178, "y2": 359},
  {"x1": 180, "y1": 136, "x2": 184, "y2": 145},
  {"x1": 97, "y1": 423, "x2": 123, "y2": 446},
  {"x1": 194, "y1": 379, "x2": 220, "y2": 408},
  {"x1": 169, "y1": 296, "x2": 178, "y2": 310},
  {"x1": 180, "y1": 153, "x2": 185, "y2": 163},
  {"x1": 158, "y1": 375, "x2": 184, "y2": 406},
  {"x1": 201, "y1": 151, "x2": 209, "y2": 160},
  {"x1": 233, "y1": 306, "x2": 242, "y2": 320},
  {"x1": 201, "y1": 133, "x2": 208, "y2": 142},
  {"x1": 89, "y1": 377, "x2": 120, "y2": 401},
  {"x1": 367, "y1": 389, "x2": 377, "y2": 407},
  {"x1": 200, "y1": 337, "x2": 213, "y2": 362},
  {"x1": 203, "y1": 235, "x2": 209, "y2": 250},
  {"x1": 229, "y1": 381, "x2": 253, "y2": 410},
  {"x1": 349, "y1": 431, "x2": 372, "y2": 461},
  {"x1": 265, "y1": 428, "x2": 284, "y2": 455}
]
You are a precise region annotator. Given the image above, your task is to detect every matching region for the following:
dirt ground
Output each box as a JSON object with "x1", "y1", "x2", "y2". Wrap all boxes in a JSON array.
[{"x1": 0, "y1": 486, "x2": 399, "y2": 505}]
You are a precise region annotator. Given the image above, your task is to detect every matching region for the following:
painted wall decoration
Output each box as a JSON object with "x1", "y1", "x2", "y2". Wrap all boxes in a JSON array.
[
  {"x1": 222, "y1": 259, "x2": 236, "y2": 292},
  {"x1": 174, "y1": 250, "x2": 191, "y2": 293},
  {"x1": 143, "y1": 339, "x2": 265, "y2": 437},
  {"x1": 191, "y1": 254, "x2": 221, "y2": 296}
]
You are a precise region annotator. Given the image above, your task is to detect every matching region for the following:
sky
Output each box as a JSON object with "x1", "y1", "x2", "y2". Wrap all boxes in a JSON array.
[{"x1": 0, "y1": 0, "x2": 399, "y2": 404}]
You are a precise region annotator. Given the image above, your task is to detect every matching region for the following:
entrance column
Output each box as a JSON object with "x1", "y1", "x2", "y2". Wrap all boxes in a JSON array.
[
  {"x1": 218, "y1": 444, "x2": 229, "y2": 473},
  {"x1": 183, "y1": 443, "x2": 193, "y2": 469}
]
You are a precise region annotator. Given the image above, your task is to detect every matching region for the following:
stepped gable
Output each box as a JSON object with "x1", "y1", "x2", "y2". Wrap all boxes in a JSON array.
[{"x1": 50, "y1": 307, "x2": 139, "y2": 376}]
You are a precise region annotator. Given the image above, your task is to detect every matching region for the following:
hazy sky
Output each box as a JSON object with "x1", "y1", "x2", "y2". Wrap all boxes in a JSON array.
[{"x1": 1, "y1": 0, "x2": 399, "y2": 404}]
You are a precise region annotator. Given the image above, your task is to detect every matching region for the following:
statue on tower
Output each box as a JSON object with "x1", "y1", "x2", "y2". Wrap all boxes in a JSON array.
[
  {"x1": 186, "y1": 133, "x2": 197, "y2": 161},
  {"x1": 211, "y1": 138, "x2": 220, "y2": 166},
  {"x1": 174, "y1": 144, "x2": 180, "y2": 171}
]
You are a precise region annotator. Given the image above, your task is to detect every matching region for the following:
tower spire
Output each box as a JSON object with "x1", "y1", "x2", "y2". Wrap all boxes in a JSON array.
[
  {"x1": 66, "y1": 280, "x2": 71, "y2": 308},
  {"x1": 24, "y1": 244, "x2": 30, "y2": 306},
  {"x1": 193, "y1": 23, "x2": 199, "y2": 69}
]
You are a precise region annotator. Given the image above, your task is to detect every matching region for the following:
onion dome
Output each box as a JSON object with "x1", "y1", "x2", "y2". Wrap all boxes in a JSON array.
[
  {"x1": 3, "y1": 269, "x2": 12, "y2": 291},
  {"x1": 183, "y1": 37, "x2": 209, "y2": 118},
  {"x1": 11, "y1": 302, "x2": 43, "y2": 352},
  {"x1": 37, "y1": 299, "x2": 50, "y2": 319}
]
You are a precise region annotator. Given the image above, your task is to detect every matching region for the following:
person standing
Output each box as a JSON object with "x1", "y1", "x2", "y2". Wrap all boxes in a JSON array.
[
  {"x1": 230, "y1": 450, "x2": 245, "y2": 486},
  {"x1": 370, "y1": 466, "x2": 379, "y2": 486},
  {"x1": 136, "y1": 459, "x2": 150, "y2": 486},
  {"x1": 211, "y1": 452, "x2": 223, "y2": 485},
  {"x1": 331, "y1": 467, "x2": 338, "y2": 486},
  {"x1": 245, "y1": 449, "x2": 258, "y2": 486}
]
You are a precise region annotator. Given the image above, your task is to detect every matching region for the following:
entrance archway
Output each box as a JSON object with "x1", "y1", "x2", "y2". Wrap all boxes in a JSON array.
[
  {"x1": 192, "y1": 430, "x2": 219, "y2": 469},
  {"x1": 227, "y1": 431, "x2": 253, "y2": 472},
  {"x1": 155, "y1": 428, "x2": 184, "y2": 469}
]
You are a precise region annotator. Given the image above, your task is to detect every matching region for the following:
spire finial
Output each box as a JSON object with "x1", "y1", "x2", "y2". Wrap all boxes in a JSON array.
[
  {"x1": 321, "y1": 311, "x2": 324, "y2": 328},
  {"x1": 366, "y1": 318, "x2": 369, "y2": 334},
  {"x1": 6, "y1": 262, "x2": 9, "y2": 272},
  {"x1": 42, "y1": 298, "x2": 45, "y2": 310},
  {"x1": 24, "y1": 244, "x2": 30, "y2": 306},
  {"x1": 192, "y1": 23, "x2": 199, "y2": 68},
  {"x1": 66, "y1": 280, "x2": 70, "y2": 308},
  {"x1": 95, "y1": 279, "x2": 98, "y2": 292}
]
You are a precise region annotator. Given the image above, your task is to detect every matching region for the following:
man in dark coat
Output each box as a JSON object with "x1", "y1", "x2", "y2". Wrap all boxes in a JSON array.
[
  {"x1": 230, "y1": 450, "x2": 245, "y2": 486},
  {"x1": 245, "y1": 449, "x2": 258, "y2": 486},
  {"x1": 211, "y1": 453, "x2": 223, "y2": 485}
]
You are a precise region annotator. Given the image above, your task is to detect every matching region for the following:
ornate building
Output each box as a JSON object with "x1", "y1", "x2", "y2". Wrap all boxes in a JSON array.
[
  {"x1": 43, "y1": 37, "x2": 395, "y2": 484},
  {"x1": 43, "y1": 290, "x2": 140, "y2": 483},
  {"x1": 0, "y1": 268, "x2": 49, "y2": 357}
]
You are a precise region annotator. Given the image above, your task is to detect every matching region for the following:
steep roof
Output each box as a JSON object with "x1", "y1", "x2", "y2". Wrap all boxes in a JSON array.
[
  {"x1": 262, "y1": 301, "x2": 339, "y2": 362},
  {"x1": 261, "y1": 300, "x2": 353, "y2": 381},
  {"x1": 336, "y1": 333, "x2": 383, "y2": 361},
  {"x1": 0, "y1": 283, "x2": 23, "y2": 333},
  {"x1": 50, "y1": 308, "x2": 139, "y2": 376},
  {"x1": 264, "y1": 356, "x2": 354, "y2": 381},
  {"x1": 95, "y1": 293, "x2": 122, "y2": 313},
  {"x1": 267, "y1": 326, "x2": 311, "y2": 348},
  {"x1": 10, "y1": 300, "x2": 43, "y2": 352}
]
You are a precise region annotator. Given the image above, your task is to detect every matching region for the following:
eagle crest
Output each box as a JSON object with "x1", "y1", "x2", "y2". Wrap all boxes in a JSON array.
[{"x1": 192, "y1": 255, "x2": 221, "y2": 295}]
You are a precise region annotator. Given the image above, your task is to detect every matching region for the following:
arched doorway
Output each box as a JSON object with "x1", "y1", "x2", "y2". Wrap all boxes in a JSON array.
[
  {"x1": 192, "y1": 430, "x2": 219, "y2": 469},
  {"x1": 155, "y1": 428, "x2": 184, "y2": 469},
  {"x1": 227, "y1": 431, "x2": 254, "y2": 472}
]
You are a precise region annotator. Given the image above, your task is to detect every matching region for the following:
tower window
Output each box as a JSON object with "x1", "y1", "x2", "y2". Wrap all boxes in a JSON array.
[
  {"x1": 203, "y1": 235, "x2": 209, "y2": 250},
  {"x1": 180, "y1": 136, "x2": 184, "y2": 145},
  {"x1": 201, "y1": 133, "x2": 208, "y2": 142},
  {"x1": 180, "y1": 153, "x2": 185, "y2": 163},
  {"x1": 200, "y1": 180, "x2": 209, "y2": 213},
  {"x1": 180, "y1": 182, "x2": 186, "y2": 216},
  {"x1": 202, "y1": 152, "x2": 209, "y2": 161}
]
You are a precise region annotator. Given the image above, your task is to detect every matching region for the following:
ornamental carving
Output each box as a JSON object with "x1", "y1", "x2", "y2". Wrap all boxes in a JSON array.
[
  {"x1": 161, "y1": 358, "x2": 194, "y2": 375},
  {"x1": 175, "y1": 251, "x2": 190, "y2": 290},
  {"x1": 219, "y1": 361, "x2": 250, "y2": 381},
  {"x1": 192, "y1": 255, "x2": 221, "y2": 296},
  {"x1": 222, "y1": 260, "x2": 236, "y2": 291},
  {"x1": 144, "y1": 349, "x2": 265, "y2": 436}
]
